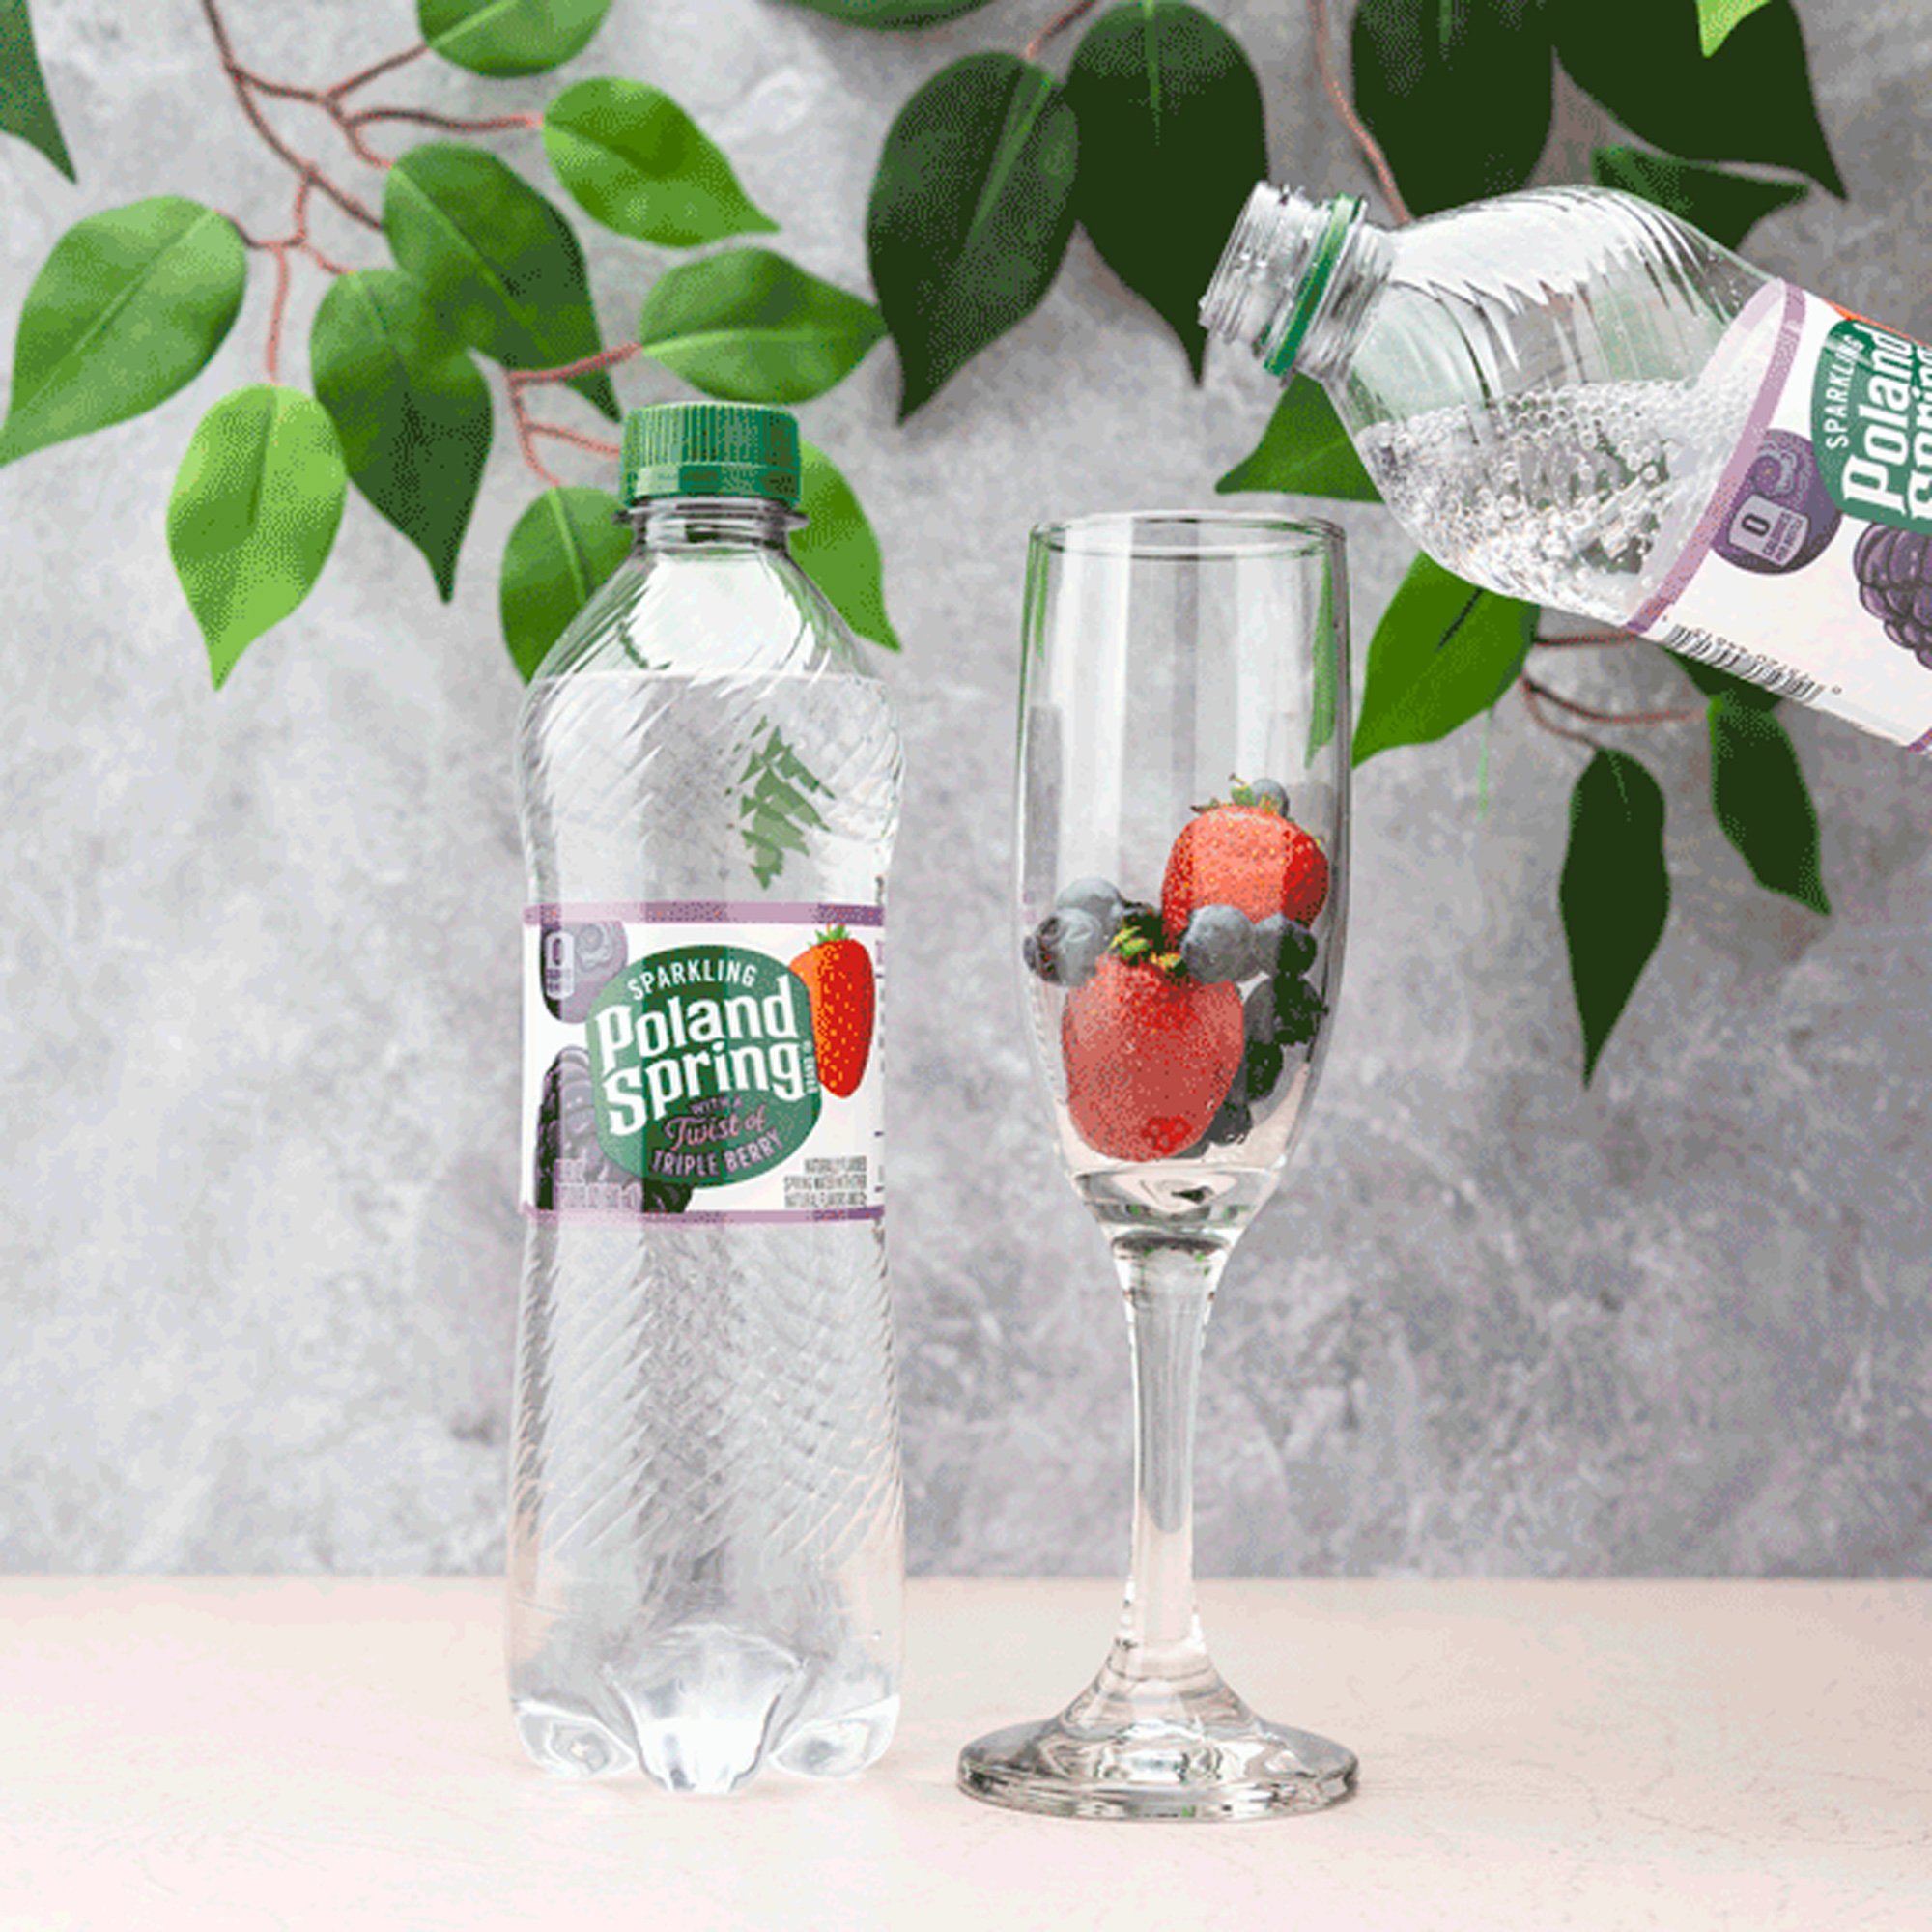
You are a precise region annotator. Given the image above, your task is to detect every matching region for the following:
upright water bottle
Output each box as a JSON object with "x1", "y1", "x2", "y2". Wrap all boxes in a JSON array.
[
  {"x1": 1203, "y1": 183, "x2": 1932, "y2": 750},
  {"x1": 508, "y1": 402, "x2": 904, "y2": 1792}
]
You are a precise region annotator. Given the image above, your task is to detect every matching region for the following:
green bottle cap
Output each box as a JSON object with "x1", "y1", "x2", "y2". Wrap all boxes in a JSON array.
[{"x1": 620, "y1": 401, "x2": 802, "y2": 508}]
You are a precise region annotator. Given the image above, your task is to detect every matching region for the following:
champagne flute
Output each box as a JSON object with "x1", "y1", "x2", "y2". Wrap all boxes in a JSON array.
[{"x1": 958, "y1": 512, "x2": 1356, "y2": 1821}]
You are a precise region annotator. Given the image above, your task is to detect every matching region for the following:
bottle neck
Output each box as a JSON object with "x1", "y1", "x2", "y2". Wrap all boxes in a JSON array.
[
  {"x1": 631, "y1": 494, "x2": 801, "y2": 553},
  {"x1": 1200, "y1": 186, "x2": 1394, "y2": 385}
]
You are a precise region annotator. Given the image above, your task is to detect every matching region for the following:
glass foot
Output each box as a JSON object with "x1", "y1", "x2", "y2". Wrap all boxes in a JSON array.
[{"x1": 957, "y1": 1648, "x2": 1356, "y2": 1822}]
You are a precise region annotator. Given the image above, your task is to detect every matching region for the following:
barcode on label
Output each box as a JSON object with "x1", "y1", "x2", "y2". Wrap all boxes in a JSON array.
[{"x1": 1654, "y1": 624, "x2": 1824, "y2": 704}]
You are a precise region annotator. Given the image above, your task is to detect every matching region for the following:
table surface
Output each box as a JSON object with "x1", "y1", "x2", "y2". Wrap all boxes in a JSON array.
[{"x1": 1, "y1": 1577, "x2": 1927, "y2": 1931}]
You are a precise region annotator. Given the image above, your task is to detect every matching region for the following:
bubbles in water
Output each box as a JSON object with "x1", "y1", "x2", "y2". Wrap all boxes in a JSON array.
[{"x1": 1357, "y1": 364, "x2": 1759, "y2": 614}]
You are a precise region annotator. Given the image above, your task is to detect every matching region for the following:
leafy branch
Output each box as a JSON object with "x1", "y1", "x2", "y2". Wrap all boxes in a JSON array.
[
  {"x1": 0, "y1": 0, "x2": 905, "y2": 691},
  {"x1": 0, "y1": 0, "x2": 1860, "y2": 1085},
  {"x1": 1024, "y1": 1, "x2": 1108, "y2": 62}
]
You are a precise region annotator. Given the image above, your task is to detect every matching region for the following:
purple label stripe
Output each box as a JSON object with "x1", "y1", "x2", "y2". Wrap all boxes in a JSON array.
[
  {"x1": 1629, "y1": 280, "x2": 1807, "y2": 637},
  {"x1": 1909, "y1": 725, "x2": 1932, "y2": 755},
  {"x1": 525, "y1": 901, "x2": 882, "y2": 928},
  {"x1": 522, "y1": 1204, "x2": 884, "y2": 1227}
]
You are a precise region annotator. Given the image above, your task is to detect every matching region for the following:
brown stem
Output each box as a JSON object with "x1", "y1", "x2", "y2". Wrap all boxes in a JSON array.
[
  {"x1": 231, "y1": 67, "x2": 319, "y2": 106},
  {"x1": 299, "y1": 236, "x2": 353, "y2": 276},
  {"x1": 198, "y1": 0, "x2": 383, "y2": 229},
  {"x1": 350, "y1": 105, "x2": 543, "y2": 135},
  {"x1": 1520, "y1": 678, "x2": 1601, "y2": 748},
  {"x1": 527, "y1": 423, "x2": 624, "y2": 459},
  {"x1": 1307, "y1": 0, "x2": 1411, "y2": 224},
  {"x1": 1535, "y1": 630, "x2": 1643, "y2": 649},
  {"x1": 333, "y1": 108, "x2": 395, "y2": 172},
  {"x1": 291, "y1": 179, "x2": 352, "y2": 274},
  {"x1": 1024, "y1": 0, "x2": 1105, "y2": 63},
  {"x1": 263, "y1": 243, "x2": 293, "y2": 384},
  {"x1": 226, "y1": 177, "x2": 354, "y2": 358},
  {"x1": 1520, "y1": 671, "x2": 1703, "y2": 728},
  {"x1": 505, "y1": 342, "x2": 646, "y2": 389},
  {"x1": 510, "y1": 399, "x2": 566, "y2": 489},
  {"x1": 223, "y1": 213, "x2": 275, "y2": 250},
  {"x1": 506, "y1": 373, "x2": 565, "y2": 490},
  {"x1": 326, "y1": 41, "x2": 428, "y2": 101},
  {"x1": 231, "y1": 62, "x2": 389, "y2": 170}
]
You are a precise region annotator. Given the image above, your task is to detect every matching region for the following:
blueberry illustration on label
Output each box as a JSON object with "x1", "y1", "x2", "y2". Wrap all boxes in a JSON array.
[
  {"x1": 1714, "y1": 431, "x2": 1842, "y2": 575},
  {"x1": 542, "y1": 921, "x2": 629, "y2": 1023},
  {"x1": 534, "y1": 1046, "x2": 691, "y2": 1215},
  {"x1": 1854, "y1": 527, "x2": 1932, "y2": 667}
]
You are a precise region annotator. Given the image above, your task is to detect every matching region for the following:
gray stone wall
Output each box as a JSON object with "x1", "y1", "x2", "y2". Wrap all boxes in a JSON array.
[{"x1": 3, "y1": 0, "x2": 1928, "y2": 1576}]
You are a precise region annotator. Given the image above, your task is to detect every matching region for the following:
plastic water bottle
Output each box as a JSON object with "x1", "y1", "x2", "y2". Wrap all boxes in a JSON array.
[
  {"x1": 508, "y1": 402, "x2": 904, "y2": 1792},
  {"x1": 1203, "y1": 184, "x2": 1932, "y2": 750}
]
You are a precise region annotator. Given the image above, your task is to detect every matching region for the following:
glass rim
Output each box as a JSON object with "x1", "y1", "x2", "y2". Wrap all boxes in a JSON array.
[{"x1": 1028, "y1": 509, "x2": 1345, "y2": 561}]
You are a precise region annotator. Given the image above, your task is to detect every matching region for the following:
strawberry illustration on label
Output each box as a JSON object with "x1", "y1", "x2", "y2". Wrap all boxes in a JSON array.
[
  {"x1": 790, "y1": 925, "x2": 875, "y2": 1098},
  {"x1": 1062, "y1": 953, "x2": 1245, "y2": 1162},
  {"x1": 1161, "y1": 777, "x2": 1329, "y2": 938}
]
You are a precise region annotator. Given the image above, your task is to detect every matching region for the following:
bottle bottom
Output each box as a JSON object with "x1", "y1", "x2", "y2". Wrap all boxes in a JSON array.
[{"x1": 509, "y1": 1610, "x2": 899, "y2": 1793}]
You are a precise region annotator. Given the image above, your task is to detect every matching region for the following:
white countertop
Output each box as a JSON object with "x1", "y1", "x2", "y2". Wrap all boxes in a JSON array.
[{"x1": 1, "y1": 1577, "x2": 1927, "y2": 1930}]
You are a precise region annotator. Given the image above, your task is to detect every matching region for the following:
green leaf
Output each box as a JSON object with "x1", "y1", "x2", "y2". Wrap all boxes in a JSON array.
[
  {"x1": 1352, "y1": 554, "x2": 1537, "y2": 764},
  {"x1": 419, "y1": 0, "x2": 612, "y2": 77},
  {"x1": 310, "y1": 270, "x2": 492, "y2": 602},
  {"x1": 1696, "y1": 0, "x2": 1776, "y2": 57},
  {"x1": 1708, "y1": 693, "x2": 1829, "y2": 914},
  {"x1": 166, "y1": 386, "x2": 347, "y2": 688},
  {"x1": 795, "y1": 441, "x2": 900, "y2": 651},
  {"x1": 1561, "y1": 749, "x2": 1670, "y2": 1083},
  {"x1": 740, "y1": 724, "x2": 831, "y2": 888},
  {"x1": 1551, "y1": 0, "x2": 1843, "y2": 198},
  {"x1": 0, "y1": 198, "x2": 245, "y2": 468},
  {"x1": 1669, "y1": 648, "x2": 1781, "y2": 711},
  {"x1": 384, "y1": 144, "x2": 617, "y2": 418},
  {"x1": 1215, "y1": 375, "x2": 1380, "y2": 502},
  {"x1": 543, "y1": 78, "x2": 775, "y2": 248},
  {"x1": 1063, "y1": 1, "x2": 1265, "y2": 379},
  {"x1": 500, "y1": 486, "x2": 628, "y2": 679},
  {"x1": 1352, "y1": 0, "x2": 1553, "y2": 216},
  {"x1": 781, "y1": 0, "x2": 996, "y2": 22},
  {"x1": 867, "y1": 52, "x2": 1079, "y2": 418},
  {"x1": 1591, "y1": 144, "x2": 1806, "y2": 251},
  {"x1": 636, "y1": 248, "x2": 884, "y2": 405},
  {"x1": 0, "y1": 0, "x2": 74, "y2": 180}
]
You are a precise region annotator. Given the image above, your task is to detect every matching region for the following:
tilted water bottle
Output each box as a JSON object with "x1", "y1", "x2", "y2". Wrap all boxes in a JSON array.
[
  {"x1": 1202, "y1": 184, "x2": 1932, "y2": 750},
  {"x1": 508, "y1": 402, "x2": 904, "y2": 1792}
]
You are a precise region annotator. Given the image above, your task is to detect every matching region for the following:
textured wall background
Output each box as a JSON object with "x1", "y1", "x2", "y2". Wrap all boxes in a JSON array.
[{"x1": 4, "y1": 0, "x2": 1930, "y2": 1577}]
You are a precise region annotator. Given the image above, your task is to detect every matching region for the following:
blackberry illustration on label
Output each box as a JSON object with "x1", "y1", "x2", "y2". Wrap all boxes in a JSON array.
[
  {"x1": 1854, "y1": 528, "x2": 1932, "y2": 664},
  {"x1": 1622, "y1": 290, "x2": 1932, "y2": 746},
  {"x1": 521, "y1": 904, "x2": 885, "y2": 1223},
  {"x1": 533, "y1": 1045, "x2": 694, "y2": 1216},
  {"x1": 540, "y1": 921, "x2": 628, "y2": 1024}
]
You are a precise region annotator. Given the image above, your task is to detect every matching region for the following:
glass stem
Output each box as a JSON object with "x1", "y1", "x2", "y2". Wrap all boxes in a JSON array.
[{"x1": 1109, "y1": 1235, "x2": 1228, "y2": 1681}]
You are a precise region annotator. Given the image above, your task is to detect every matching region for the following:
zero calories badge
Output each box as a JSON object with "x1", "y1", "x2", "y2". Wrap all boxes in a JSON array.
[{"x1": 584, "y1": 945, "x2": 823, "y2": 1187}]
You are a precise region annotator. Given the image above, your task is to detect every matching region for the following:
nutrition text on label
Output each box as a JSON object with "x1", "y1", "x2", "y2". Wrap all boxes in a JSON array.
[{"x1": 785, "y1": 1157, "x2": 872, "y2": 1211}]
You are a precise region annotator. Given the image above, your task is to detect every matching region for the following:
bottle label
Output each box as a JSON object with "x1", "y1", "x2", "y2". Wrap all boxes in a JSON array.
[
  {"x1": 522, "y1": 903, "x2": 884, "y2": 1225},
  {"x1": 1631, "y1": 282, "x2": 1932, "y2": 748}
]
